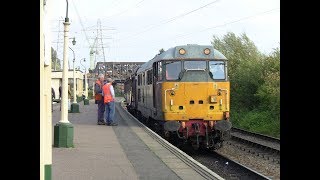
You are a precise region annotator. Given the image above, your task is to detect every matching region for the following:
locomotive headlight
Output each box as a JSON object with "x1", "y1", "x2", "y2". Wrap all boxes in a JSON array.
[
  {"x1": 204, "y1": 48, "x2": 211, "y2": 55},
  {"x1": 179, "y1": 48, "x2": 186, "y2": 55}
]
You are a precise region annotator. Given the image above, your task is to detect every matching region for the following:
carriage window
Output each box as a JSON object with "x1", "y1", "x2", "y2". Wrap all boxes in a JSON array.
[
  {"x1": 147, "y1": 70, "x2": 152, "y2": 84},
  {"x1": 138, "y1": 74, "x2": 141, "y2": 85},
  {"x1": 142, "y1": 73, "x2": 145, "y2": 85},
  {"x1": 165, "y1": 61, "x2": 181, "y2": 80},
  {"x1": 184, "y1": 61, "x2": 206, "y2": 70},
  {"x1": 209, "y1": 61, "x2": 225, "y2": 79},
  {"x1": 138, "y1": 89, "x2": 141, "y2": 102}
]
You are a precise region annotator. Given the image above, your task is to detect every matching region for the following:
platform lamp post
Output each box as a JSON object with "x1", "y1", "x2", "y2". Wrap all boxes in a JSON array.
[
  {"x1": 69, "y1": 46, "x2": 80, "y2": 113},
  {"x1": 54, "y1": 0, "x2": 74, "y2": 148},
  {"x1": 80, "y1": 58, "x2": 89, "y2": 105}
]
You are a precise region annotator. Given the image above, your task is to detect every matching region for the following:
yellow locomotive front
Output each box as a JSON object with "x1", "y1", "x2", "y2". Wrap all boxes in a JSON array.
[{"x1": 160, "y1": 45, "x2": 231, "y2": 150}]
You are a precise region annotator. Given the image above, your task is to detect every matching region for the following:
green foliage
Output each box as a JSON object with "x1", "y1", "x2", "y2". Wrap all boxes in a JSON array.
[
  {"x1": 212, "y1": 32, "x2": 262, "y2": 75},
  {"x1": 211, "y1": 32, "x2": 280, "y2": 137},
  {"x1": 234, "y1": 110, "x2": 280, "y2": 138},
  {"x1": 212, "y1": 32, "x2": 264, "y2": 111},
  {"x1": 255, "y1": 47, "x2": 280, "y2": 119}
]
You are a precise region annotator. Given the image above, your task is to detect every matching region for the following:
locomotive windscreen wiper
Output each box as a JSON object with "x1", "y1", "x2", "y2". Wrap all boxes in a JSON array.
[{"x1": 210, "y1": 62, "x2": 225, "y2": 65}]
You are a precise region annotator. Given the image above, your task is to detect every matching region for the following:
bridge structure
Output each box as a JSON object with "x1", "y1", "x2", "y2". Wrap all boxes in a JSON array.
[
  {"x1": 85, "y1": 61, "x2": 145, "y2": 93},
  {"x1": 89, "y1": 61, "x2": 145, "y2": 82}
]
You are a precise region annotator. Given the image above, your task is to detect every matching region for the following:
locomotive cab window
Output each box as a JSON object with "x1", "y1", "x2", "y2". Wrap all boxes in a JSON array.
[
  {"x1": 209, "y1": 60, "x2": 226, "y2": 79},
  {"x1": 165, "y1": 61, "x2": 181, "y2": 80},
  {"x1": 184, "y1": 61, "x2": 206, "y2": 70}
]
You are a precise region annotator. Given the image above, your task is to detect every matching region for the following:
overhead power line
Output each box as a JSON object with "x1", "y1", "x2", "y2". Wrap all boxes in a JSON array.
[
  {"x1": 101, "y1": 0, "x2": 146, "y2": 20},
  {"x1": 163, "y1": 0, "x2": 220, "y2": 24},
  {"x1": 175, "y1": 8, "x2": 280, "y2": 39},
  {"x1": 115, "y1": 0, "x2": 220, "y2": 42},
  {"x1": 122, "y1": 7, "x2": 280, "y2": 49},
  {"x1": 71, "y1": 0, "x2": 91, "y2": 47}
]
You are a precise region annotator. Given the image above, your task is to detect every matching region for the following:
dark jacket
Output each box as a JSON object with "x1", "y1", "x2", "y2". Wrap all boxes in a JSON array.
[{"x1": 94, "y1": 80, "x2": 104, "y2": 103}]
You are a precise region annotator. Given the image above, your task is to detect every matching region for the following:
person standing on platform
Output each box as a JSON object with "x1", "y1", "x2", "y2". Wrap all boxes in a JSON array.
[
  {"x1": 94, "y1": 74, "x2": 106, "y2": 125},
  {"x1": 102, "y1": 78, "x2": 117, "y2": 126}
]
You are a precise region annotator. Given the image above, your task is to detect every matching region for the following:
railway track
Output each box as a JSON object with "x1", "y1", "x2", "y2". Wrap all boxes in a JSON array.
[
  {"x1": 228, "y1": 127, "x2": 280, "y2": 164},
  {"x1": 185, "y1": 147, "x2": 272, "y2": 180},
  {"x1": 119, "y1": 102, "x2": 271, "y2": 179}
]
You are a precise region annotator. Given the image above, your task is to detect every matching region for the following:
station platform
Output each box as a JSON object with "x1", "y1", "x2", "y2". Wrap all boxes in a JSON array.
[{"x1": 51, "y1": 98, "x2": 222, "y2": 180}]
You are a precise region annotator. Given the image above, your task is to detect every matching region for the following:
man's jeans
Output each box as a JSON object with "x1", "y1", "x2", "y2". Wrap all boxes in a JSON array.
[{"x1": 105, "y1": 101, "x2": 115, "y2": 124}]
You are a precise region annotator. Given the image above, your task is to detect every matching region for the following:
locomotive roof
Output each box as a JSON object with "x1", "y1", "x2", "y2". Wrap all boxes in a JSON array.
[{"x1": 137, "y1": 44, "x2": 227, "y2": 73}]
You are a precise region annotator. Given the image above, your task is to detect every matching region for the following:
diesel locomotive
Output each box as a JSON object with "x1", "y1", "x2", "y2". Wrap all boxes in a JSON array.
[{"x1": 124, "y1": 44, "x2": 231, "y2": 150}]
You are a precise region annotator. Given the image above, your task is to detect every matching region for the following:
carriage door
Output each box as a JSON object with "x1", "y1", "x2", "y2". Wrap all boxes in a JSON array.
[{"x1": 152, "y1": 62, "x2": 157, "y2": 108}]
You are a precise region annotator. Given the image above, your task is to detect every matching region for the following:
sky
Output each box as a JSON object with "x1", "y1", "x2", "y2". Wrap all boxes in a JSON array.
[{"x1": 49, "y1": 0, "x2": 280, "y2": 71}]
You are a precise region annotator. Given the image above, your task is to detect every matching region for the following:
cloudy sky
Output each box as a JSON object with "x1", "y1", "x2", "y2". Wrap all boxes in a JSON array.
[{"x1": 50, "y1": 0, "x2": 280, "y2": 70}]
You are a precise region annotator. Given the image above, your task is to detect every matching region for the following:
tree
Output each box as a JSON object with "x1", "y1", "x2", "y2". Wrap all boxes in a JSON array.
[
  {"x1": 212, "y1": 32, "x2": 263, "y2": 110},
  {"x1": 51, "y1": 47, "x2": 61, "y2": 70},
  {"x1": 211, "y1": 32, "x2": 280, "y2": 137},
  {"x1": 256, "y1": 47, "x2": 280, "y2": 118}
]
